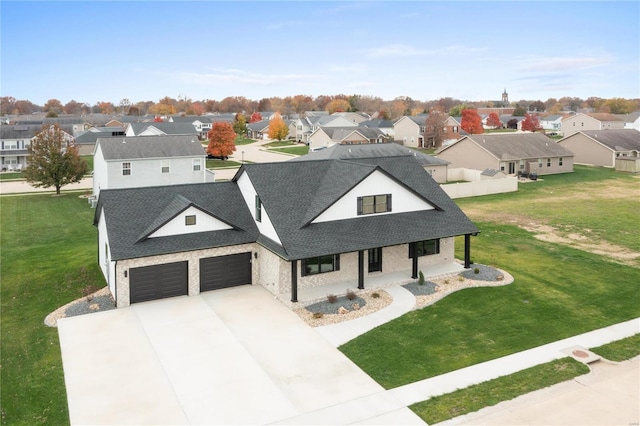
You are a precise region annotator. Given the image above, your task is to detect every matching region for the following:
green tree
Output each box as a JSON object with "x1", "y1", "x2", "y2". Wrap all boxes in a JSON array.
[
  {"x1": 448, "y1": 104, "x2": 471, "y2": 117},
  {"x1": 424, "y1": 107, "x2": 448, "y2": 148},
  {"x1": 268, "y1": 113, "x2": 289, "y2": 141},
  {"x1": 233, "y1": 113, "x2": 247, "y2": 135},
  {"x1": 206, "y1": 122, "x2": 237, "y2": 158},
  {"x1": 604, "y1": 98, "x2": 637, "y2": 114},
  {"x1": 23, "y1": 125, "x2": 88, "y2": 195},
  {"x1": 512, "y1": 104, "x2": 527, "y2": 116}
]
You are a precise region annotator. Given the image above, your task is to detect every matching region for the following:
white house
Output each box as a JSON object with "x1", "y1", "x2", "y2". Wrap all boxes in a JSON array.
[
  {"x1": 92, "y1": 134, "x2": 209, "y2": 197},
  {"x1": 94, "y1": 155, "x2": 479, "y2": 308}
]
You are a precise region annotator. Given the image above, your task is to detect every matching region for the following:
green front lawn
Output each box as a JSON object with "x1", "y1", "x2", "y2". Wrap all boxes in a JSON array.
[
  {"x1": 0, "y1": 172, "x2": 24, "y2": 181},
  {"x1": 206, "y1": 159, "x2": 243, "y2": 169},
  {"x1": 341, "y1": 166, "x2": 640, "y2": 389},
  {"x1": 1, "y1": 192, "x2": 105, "y2": 424},
  {"x1": 268, "y1": 146, "x2": 309, "y2": 156},
  {"x1": 235, "y1": 137, "x2": 256, "y2": 145},
  {"x1": 411, "y1": 333, "x2": 640, "y2": 424},
  {"x1": 410, "y1": 358, "x2": 589, "y2": 424},
  {"x1": 263, "y1": 140, "x2": 297, "y2": 147}
]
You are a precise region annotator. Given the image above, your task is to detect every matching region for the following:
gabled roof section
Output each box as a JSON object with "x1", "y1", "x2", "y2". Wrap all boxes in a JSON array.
[
  {"x1": 238, "y1": 156, "x2": 477, "y2": 260},
  {"x1": 577, "y1": 129, "x2": 640, "y2": 151},
  {"x1": 136, "y1": 194, "x2": 238, "y2": 242},
  {"x1": 97, "y1": 134, "x2": 205, "y2": 160},
  {"x1": 95, "y1": 182, "x2": 258, "y2": 260},
  {"x1": 289, "y1": 142, "x2": 448, "y2": 166},
  {"x1": 448, "y1": 133, "x2": 574, "y2": 158}
]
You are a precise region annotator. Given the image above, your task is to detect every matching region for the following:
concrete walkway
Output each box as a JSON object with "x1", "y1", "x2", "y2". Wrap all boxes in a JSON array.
[{"x1": 314, "y1": 286, "x2": 639, "y2": 425}]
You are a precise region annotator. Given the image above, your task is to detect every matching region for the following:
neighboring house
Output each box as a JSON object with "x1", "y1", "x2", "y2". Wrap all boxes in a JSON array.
[
  {"x1": 246, "y1": 120, "x2": 271, "y2": 140},
  {"x1": 561, "y1": 113, "x2": 625, "y2": 136},
  {"x1": 360, "y1": 119, "x2": 395, "y2": 138},
  {"x1": 75, "y1": 127, "x2": 125, "y2": 155},
  {"x1": 168, "y1": 116, "x2": 215, "y2": 139},
  {"x1": 290, "y1": 142, "x2": 450, "y2": 183},
  {"x1": 94, "y1": 155, "x2": 479, "y2": 308},
  {"x1": 539, "y1": 114, "x2": 565, "y2": 134},
  {"x1": 0, "y1": 124, "x2": 74, "y2": 170},
  {"x1": 290, "y1": 117, "x2": 312, "y2": 142},
  {"x1": 332, "y1": 111, "x2": 371, "y2": 124},
  {"x1": 393, "y1": 115, "x2": 427, "y2": 147},
  {"x1": 557, "y1": 129, "x2": 640, "y2": 169},
  {"x1": 501, "y1": 115, "x2": 524, "y2": 130},
  {"x1": 92, "y1": 134, "x2": 207, "y2": 197},
  {"x1": 614, "y1": 111, "x2": 640, "y2": 131},
  {"x1": 437, "y1": 133, "x2": 574, "y2": 175},
  {"x1": 307, "y1": 127, "x2": 388, "y2": 150},
  {"x1": 125, "y1": 122, "x2": 199, "y2": 137}
]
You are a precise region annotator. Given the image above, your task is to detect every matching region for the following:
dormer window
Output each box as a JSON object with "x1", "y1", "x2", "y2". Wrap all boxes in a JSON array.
[{"x1": 357, "y1": 194, "x2": 391, "y2": 215}]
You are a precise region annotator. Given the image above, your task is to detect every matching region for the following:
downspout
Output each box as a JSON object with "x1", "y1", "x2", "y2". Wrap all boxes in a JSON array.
[{"x1": 291, "y1": 261, "x2": 298, "y2": 303}]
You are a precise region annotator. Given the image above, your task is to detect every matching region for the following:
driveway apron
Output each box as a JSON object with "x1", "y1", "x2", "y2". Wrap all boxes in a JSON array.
[{"x1": 58, "y1": 285, "x2": 420, "y2": 425}]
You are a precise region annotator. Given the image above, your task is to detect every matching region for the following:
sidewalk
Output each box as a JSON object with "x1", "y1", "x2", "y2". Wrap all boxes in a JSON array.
[{"x1": 314, "y1": 287, "x2": 639, "y2": 423}]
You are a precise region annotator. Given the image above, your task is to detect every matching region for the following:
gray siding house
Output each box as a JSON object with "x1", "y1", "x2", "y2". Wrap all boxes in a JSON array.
[
  {"x1": 95, "y1": 155, "x2": 479, "y2": 308},
  {"x1": 92, "y1": 135, "x2": 208, "y2": 197}
]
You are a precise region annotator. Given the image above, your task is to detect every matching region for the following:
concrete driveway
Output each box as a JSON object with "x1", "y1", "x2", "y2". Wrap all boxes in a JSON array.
[{"x1": 58, "y1": 285, "x2": 423, "y2": 425}]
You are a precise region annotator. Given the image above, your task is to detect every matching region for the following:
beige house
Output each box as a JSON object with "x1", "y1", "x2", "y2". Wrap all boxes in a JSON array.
[
  {"x1": 557, "y1": 129, "x2": 640, "y2": 169},
  {"x1": 561, "y1": 113, "x2": 625, "y2": 136},
  {"x1": 393, "y1": 115, "x2": 427, "y2": 147},
  {"x1": 307, "y1": 127, "x2": 388, "y2": 151},
  {"x1": 437, "y1": 133, "x2": 574, "y2": 176}
]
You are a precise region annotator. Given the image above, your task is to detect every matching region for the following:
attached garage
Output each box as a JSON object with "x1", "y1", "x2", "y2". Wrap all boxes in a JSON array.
[
  {"x1": 130, "y1": 261, "x2": 188, "y2": 304},
  {"x1": 200, "y1": 252, "x2": 252, "y2": 292}
]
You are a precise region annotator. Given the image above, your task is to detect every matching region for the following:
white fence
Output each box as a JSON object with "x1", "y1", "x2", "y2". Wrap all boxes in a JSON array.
[{"x1": 441, "y1": 168, "x2": 518, "y2": 199}]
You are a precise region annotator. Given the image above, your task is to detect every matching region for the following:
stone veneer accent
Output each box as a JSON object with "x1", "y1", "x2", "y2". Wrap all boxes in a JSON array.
[
  {"x1": 114, "y1": 238, "x2": 455, "y2": 308},
  {"x1": 115, "y1": 243, "x2": 258, "y2": 308}
]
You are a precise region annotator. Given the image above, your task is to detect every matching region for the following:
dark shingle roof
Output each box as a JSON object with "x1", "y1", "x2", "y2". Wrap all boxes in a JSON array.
[
  {"x1": 95, "y1": 183, "x2": 258, "y2": 261},
  {"x1": 290, "y1": 142, "x2": 449, "y2": 166},
  {"x1": 238, "y1": 156, "x2": 477, "y2": 259},
  {"x1": 97, "y1": 135, "x2": 205, "y2": 160},
  {"x1": 577, "y1": 129, "x2": 640, "y2": 151}
]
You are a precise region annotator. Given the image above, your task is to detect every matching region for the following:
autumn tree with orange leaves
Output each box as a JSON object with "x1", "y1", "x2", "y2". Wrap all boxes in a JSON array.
[
  {"x1": 486, "y1": 112, "x2": 502, "y2": 128},
  {"x1": 461, "y1": 109, "x2": 484, "y2": 134},
  {"x1": 521, "y1": 113, "x2": 541, "y2": 132},
  {"x1": 268, "y1": 113, "x2": 289, "y2": 141},
  {"x1": 206, "y1": 122, "x2": 237, "y2": 159}
]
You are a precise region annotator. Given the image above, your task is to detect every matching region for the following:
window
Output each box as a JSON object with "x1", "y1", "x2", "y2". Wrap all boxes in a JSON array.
[
  {"x1": 547, "y1": 158, "x2": 551, "y2": 167},
  {"x1": 559, "y1": 157, "x2": 564, "y2": 166},
  {"x1": 4, "y1": 141, "x2": 18, "y2": 150},
  {"x1": 410, "y1": 239, "x2": 440, "y2": 257},
  {"x1": 122, "y1": 162, "x2": 131, "y2": 176},
  {"x1": 255, "y1": 195, "x2": 262, "y2": 222},
  {"x1": 301, "y1": 254, "x2": 340, "y2": 276},
  {"x1": 185, "y1": 215, "x2": 196, "y2": 226},
  {"x1": 192, "y1": 158, "x2": 201, "y2": 172},
  {"x1": 161, "y1": 160, "x2": 170, "y2": 173},
  {"x1": 519, "y1": 160, "x2": 525, "y2": 170},
  {"x1": 357, "y1": 194, "x2": 391, "y2": 215},
  {"x1": 538, "y1": 159, "x2": 543, "y2": 168}
]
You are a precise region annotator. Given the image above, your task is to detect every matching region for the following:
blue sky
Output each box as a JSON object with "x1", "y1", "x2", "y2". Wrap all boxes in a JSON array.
[{"x1": 1, "y1": 1, "x2": 638, "y2": 106}]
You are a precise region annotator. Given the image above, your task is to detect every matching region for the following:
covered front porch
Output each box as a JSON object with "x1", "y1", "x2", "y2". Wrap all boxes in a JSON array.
[{"x1": 281, "y1": 261, "x2": 465, "y2": 306}]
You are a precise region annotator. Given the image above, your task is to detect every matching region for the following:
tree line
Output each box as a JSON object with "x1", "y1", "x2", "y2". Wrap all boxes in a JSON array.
[{"x1": 2, "y1": 94, "x2": 639, "y2": 119}]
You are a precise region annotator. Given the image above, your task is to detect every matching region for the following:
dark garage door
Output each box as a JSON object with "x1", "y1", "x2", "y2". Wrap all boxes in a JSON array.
[
  {"x1": 200, "y1": 252, "x2": 252, "y2": 292},
  {"x1": 130, "y1": 261, "x2": 188, "y2": 304}
]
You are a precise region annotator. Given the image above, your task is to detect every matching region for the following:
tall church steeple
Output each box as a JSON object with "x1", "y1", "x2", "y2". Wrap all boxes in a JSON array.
[{"x1": 502, "y1": 88, "x2": 509, "y2": 105}]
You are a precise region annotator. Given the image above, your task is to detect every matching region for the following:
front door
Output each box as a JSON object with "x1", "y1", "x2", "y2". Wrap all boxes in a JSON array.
[
  {"x1": 508, "y1": 162, "x2": 516, "y2": 174},
  {"x1": 368, "y1": 248, "x2": 382, "y2": 273}
]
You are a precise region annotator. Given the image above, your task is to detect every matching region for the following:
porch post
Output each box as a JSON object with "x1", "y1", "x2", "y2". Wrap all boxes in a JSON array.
[
  {"x1": 358, "y1": 250, "x2": 364, "y2": 289},
  {"x1": 411, "y1": 242, "x2": 418, "y2": 279},
  {"x1": 464, "y1": 234, "x2": 471, "y2": 269},
  {"x1": 291, "y1": 260, "x2": 298, "y2": 303}
]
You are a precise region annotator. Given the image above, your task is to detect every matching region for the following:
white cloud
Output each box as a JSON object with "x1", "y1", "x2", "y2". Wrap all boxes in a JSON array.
[
  {"x1": 517, "y1": 55, "x2": 613, "y2": 72},
  {"x1": 365, "y1": 44, "x2": 486, "y2": 58}
]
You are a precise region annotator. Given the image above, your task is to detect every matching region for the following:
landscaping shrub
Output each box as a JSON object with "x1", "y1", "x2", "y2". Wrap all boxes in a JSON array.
[
  {"x1": 371, "y1": 292, "x2": 380, "y2": 299},
  {"x1": 419, "y1": 271, "x2": 425, "y2": 285},
  {"x1": 346, "y1": 289, "x2": 357, "y2": 300},
  {"x1": 313, "y1": 312, "x2": 324, "y2": 319},
  {"x1": 327, "y1": 294, "x2": 338, "y2": 303}
]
